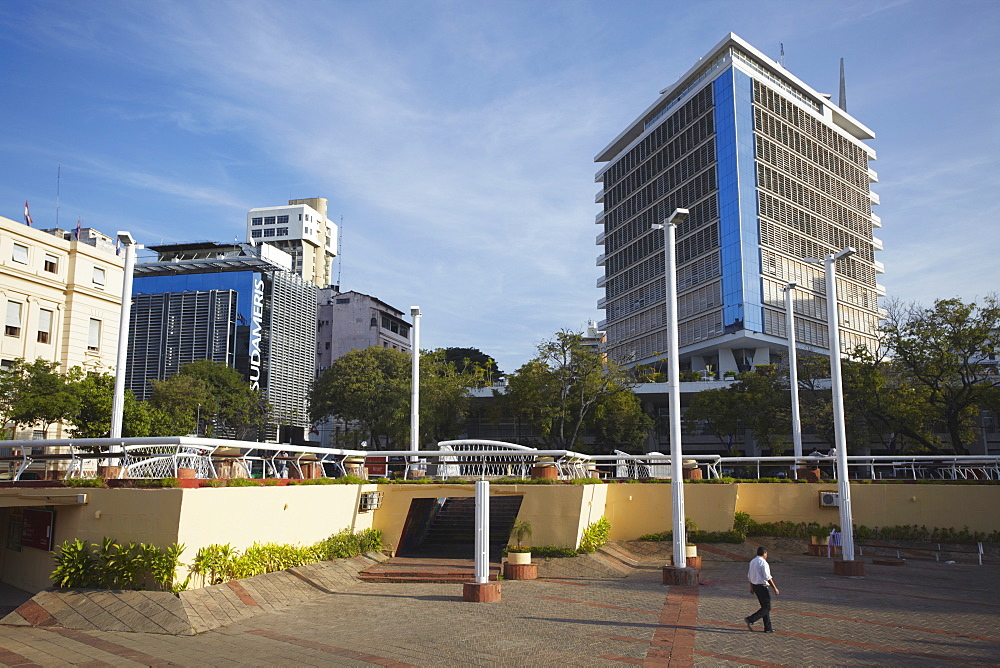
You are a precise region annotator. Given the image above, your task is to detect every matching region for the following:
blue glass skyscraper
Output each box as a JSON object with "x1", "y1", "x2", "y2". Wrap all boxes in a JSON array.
[{"x1": 595, "y1": 33, "x2": 883, "y2": 374}]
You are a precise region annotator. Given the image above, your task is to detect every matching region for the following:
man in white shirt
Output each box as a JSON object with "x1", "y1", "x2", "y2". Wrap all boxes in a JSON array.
[{"x1": 745, "y1": 546, "x2": 779, "y2": 632}]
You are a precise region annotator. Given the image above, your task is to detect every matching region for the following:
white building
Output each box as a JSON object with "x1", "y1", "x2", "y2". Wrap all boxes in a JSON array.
[{"x1": 247, "y1": 197, "x2": 338, "y2": 289}]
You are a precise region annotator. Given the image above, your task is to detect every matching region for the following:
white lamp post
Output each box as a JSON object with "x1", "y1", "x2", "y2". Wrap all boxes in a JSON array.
[
  {"x1": 652, "y1": 207, "x2": 689, "y2": 568},
  {"x1": 806, "y1": 247, "x2": 857, "y2": 562},
  {"x1": 110, "y1": 232, "x2": 141, "y2": 442},
  {"x1": 784, "y1": 282, "x2": 803, "y2": 479},
  {"x1": 409, "y1": 306, "x2": 421, "y2": 464}
]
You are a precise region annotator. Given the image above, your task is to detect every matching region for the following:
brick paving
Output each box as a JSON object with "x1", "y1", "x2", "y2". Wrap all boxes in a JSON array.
[{"x1": 1, "y1": 548, "x2": 998, "y2": 665}]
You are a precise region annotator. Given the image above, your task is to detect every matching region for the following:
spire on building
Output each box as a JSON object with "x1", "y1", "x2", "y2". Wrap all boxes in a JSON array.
[{"x1": 838, "y1": 57, "x2": 847, "y2": 111}]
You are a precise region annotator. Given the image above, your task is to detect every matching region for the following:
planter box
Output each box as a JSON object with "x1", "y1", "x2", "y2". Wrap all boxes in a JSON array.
[{"x1": 507, "y1": 551, "x2": 532, "y2": 565}]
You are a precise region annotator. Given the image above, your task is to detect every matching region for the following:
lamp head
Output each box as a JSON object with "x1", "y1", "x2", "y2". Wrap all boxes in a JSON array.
[
  {"x1": 784, "y1": 281, "x2": 797, "y2": 291},
  {"x1": 834, "y1": 246, "x2": 857, "y2": 261},
  {"x1": 116, "y1": 231, "x2": 136, "y2": 245},
  {"x1": 410, "y1": 306, "x2": 421, "y2": 317},
  {"x1": 666, "y1": 208, "x2": 690, "y2": 226}
]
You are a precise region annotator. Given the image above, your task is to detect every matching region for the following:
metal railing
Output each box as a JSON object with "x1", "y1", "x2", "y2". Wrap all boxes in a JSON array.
[{"x1": 1, "y1": 436, "x2": 997, "y2": 483}]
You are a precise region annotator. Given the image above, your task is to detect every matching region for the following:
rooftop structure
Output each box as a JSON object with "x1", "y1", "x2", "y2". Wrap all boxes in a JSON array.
[{"x1": 247, "y1": 197, "x2": 337, "y2": 289}]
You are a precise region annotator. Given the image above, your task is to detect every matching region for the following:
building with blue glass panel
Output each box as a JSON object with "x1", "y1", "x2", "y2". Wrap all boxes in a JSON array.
[
  {"x1": 126, "y1": 241, "x2": 317, "y2": 439},
  {"x1": 595, "y1": 33, "x2": 883, "y2": 374}
]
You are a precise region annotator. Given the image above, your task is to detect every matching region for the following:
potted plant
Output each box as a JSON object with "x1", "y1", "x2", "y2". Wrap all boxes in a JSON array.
[
  {"x1": 810, "y1": 527, "x2": 831, "y2": 545},
  {"x1": 507, "y1": 519, "x2": 533, "y2": 564}
]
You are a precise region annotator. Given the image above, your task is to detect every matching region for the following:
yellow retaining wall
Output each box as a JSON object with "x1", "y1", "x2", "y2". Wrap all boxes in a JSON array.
[
  {"x1": 734, "y1": 483, "x2": 1000, "y2": 532},
  {"x1": 605, "y1": 483, "x2": 738, "y2": 539},
  {"x1": 3, "y1": 482, "x2": 999, "y2": 593}
]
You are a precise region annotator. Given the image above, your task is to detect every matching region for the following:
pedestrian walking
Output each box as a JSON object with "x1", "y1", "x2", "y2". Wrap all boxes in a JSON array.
[{"x1": 745, "y1": 546, "x2": 779, "y2": 632}]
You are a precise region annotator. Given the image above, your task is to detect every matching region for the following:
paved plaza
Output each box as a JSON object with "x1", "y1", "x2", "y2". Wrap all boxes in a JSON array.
[{"x1": 0, "y1": 549, "x2": 998, "y2": 666}]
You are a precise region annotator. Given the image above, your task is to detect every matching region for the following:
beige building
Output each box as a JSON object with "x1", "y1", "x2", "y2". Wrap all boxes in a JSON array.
[
  {"x1": 0, "y1": 216, "x2": 124, "y2": 439},
  {"x1": 247, "y1": 197, "x2": 338, "y2": 289}
]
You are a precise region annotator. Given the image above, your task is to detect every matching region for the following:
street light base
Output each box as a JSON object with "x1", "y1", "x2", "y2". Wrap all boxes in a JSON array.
[{"x1": 833, "y1": 559, "x2": 865, "y2": 577}]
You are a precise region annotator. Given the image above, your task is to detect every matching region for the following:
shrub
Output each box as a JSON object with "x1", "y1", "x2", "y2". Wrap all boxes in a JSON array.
[
  {"x1": 50, "y1": 538, "x2": 186, "y2": 591},
  {"x1": 225, "y1": 478, "x2": 262, "y2": 487},
  {"x1": 578, "y1": 517, "x2": 611, "y2": 553},
  {"x1": 532, "y1": 545, "x2": 578, "y2": 558},
  {"x1": 62, "y1": 477, "x2": 107, "y2": 488}
]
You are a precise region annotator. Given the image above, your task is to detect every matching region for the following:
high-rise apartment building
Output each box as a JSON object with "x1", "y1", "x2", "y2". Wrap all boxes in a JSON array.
[
  {"x1": 247, "y1": 197, "x2": 337, "y2": 289},
  {"x1": 595, "y1": 33, "x2": 883, "y2": 374},
  {"x1": 127, "y1": 241, "x2": 317, "y2": 438},
  {"x1": 0, "y1": 217, "x2": 124, "y2": 440}
]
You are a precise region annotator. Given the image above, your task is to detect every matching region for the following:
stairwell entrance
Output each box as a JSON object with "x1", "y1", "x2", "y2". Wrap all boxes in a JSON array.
[{"x1": 396, "y1": 495, "x2": 523, "y2": 559}]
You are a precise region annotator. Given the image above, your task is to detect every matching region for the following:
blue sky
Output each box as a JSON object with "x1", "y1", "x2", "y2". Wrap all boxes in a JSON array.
[{"x1": 1, "y1": 1, "x2": 997, "y2": 373}]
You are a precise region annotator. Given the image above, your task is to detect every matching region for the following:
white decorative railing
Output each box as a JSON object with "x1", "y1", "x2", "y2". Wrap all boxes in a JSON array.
[{"x1": 1, "y1": 436, "x2": 997, "y2": 483}]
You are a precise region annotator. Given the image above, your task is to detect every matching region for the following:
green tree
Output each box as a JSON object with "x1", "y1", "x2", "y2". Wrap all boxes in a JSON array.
[
  {"x1": 148, "y1": 374, "x2": 215, "y2": 437},
  {"x1": 420, "y1": 350, "x2": 481, "y2": 445},
  {"x1": 442, "y1": 347, "x2": 503, "y2": 386},
  {"x1": 310, "y1": 347, "x2": 411, "y2": 448},
  {"x1": 502, "y1": 331, "x2": 647, "y2": 451},
  {"x1": 1, "y1": 358, "x2": 81, "y2": 437},
  {"x1": 881, "y1": 296, "x2": 1000, "y2": 453},
  {"x1": 176, "y1": 360, "x2": 269, "y2": 438},
  {"x1": 588, "y1": 389, "x2": 653, "y2": 452},
  {"x1": 683, "y1": 365, "x2": 790, "y2": 455},
  {"x1": 66, "y1": 371, "x2": 153, "y2": 438}
]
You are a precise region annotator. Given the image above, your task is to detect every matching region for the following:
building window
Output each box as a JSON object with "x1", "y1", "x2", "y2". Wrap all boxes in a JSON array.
[
  {"x1": 251, "y1": 217, "x2": 263, "y2": 226},
  {"x1": 251, "y1": 229, "x2": 262, "y2": 238},
  {"x1": 37, "y1": 309, "x2": 52, "y2": 344},
  {"x1": 12, "y1": 244, "x2": 28, "y2": 264},
  {"x1": 264, "y1": 216, "x2": 276, "y2": 225},
  {"x1": 276, "y1": 227, "x2": 288, "y2": 236},
  {"x1": 276, "y1": 215, "x2": 289, "y2": 224},
  {"x1": 44, "y1": 254, "x2": 58, "y2": 273},
  {"x1": 88, "y1": 319, "x2": 101, "y2": 351},
  {"x1": 336, "y1": 298, "x2": 350, "y2": 304},
  {"x1": 0, "y1": 359, "x2": 12, "y2": 371},
  {"x1": 370, "y1": 317, "x2": 377, "y2": 327},
  {"x1": 263, "y1": 228, "x2": 276, "y2": 237},
  {"x1": 381, "y1": 316, "x2": 390, "y2": 330},
  {"x1": 324, "y1": 342, "x2": 330, "y2": 350},
  {"x1": 93, "y1": 267, "x2": 106, "y2": 286},
  {"x1": 5, "y1": 301, "x2": 21, "y2": 337}
]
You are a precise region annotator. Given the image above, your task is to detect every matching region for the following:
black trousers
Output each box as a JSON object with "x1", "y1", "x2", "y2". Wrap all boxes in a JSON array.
[{"x1": 748, "y1": 584, "x2": 772, "y2": 630}]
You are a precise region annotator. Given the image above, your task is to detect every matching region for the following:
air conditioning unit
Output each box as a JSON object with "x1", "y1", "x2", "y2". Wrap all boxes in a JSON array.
[
  {"x1": 358, "y1": 491, "x2": 384, "y2": 512},
  {"x1": 819, "y1": 491, "x2": 840, "y2": 508}
]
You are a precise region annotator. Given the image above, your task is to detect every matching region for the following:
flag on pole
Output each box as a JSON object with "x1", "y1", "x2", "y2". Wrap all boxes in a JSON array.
[
  {"x1": 74, "y1": 218, "x2": 82, "y2": 240},
  {"x1": 23, "y1": 201, "x2": 33, "y2": 227},
  {"x1": 115, "y1": 238, "x2": 122, "y2": 256}
]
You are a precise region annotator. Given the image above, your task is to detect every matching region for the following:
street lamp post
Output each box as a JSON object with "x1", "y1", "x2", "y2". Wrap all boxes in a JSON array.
[
  {"x1": 784, "y1": 282, "x2": 803, "y2": 479},
  {"x1": 410, "y1": 306, "x2": 421, "y2": 466},
  {"x1": 652, "y1": 207, "x2": 689, "y2": 568},
  {"x1": 806, "y1": 247, "x2": 857, "y2": 563},
  {"x1": 110, "y1": 232, "x2": 140, "y2": 443}
]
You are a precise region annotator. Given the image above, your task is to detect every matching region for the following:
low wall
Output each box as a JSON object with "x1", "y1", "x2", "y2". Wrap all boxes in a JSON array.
[{"x1": 3, "y1": 481, "x2": 997, "y2": 593}]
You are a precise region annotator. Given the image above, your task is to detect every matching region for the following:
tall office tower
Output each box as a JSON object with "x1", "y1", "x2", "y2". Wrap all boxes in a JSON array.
[
  {"x1": 127, "y1": 241, "x2": 317, "y2": 439},
  {"x1": 595, "y1": 33, "x2": 883, "y2": 374},
  {"x1": 247, "y1": 198, "x2": 338, "y2": 289}
]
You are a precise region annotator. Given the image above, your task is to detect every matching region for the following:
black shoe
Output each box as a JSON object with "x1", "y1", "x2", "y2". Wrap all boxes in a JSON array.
[
  {"x1": 745, "y1": 617, "x2": 753, "y2": 631},
  {"x1": 764, "y1": 629, "x2": 775, "y2": 633}
]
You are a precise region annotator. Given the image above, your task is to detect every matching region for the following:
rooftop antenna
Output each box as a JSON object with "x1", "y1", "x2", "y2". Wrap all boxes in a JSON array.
[
  {"x1": 838, "y1": 57, "x2": 848, "y2": 111},
  {"x1": 55, "y1": 164, "x2": 61, "y2": 227},
  {"x1": 333, "y1": 215, "x2": 344, "y2": 293},
  {"x1": 779, "y1": 42, "x2": 785, "y2": 68}
]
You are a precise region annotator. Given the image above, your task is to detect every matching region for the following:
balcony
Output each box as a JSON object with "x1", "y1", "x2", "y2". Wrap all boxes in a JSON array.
[
  {"x1": 596, "y1": 230, "x2": 606, "y2": 245},
  {"x1": 597, "y1": 296, "x2": 608, "y2": 309},
  {"x1": 868, "y1": 167, "x2": 878, "y2": 183},
  {"x1": 876, "y1": 283, "x2": 887, "y2": 296},
  {"x1": 872, "y1": 236, "x2": 883, "y2": 251},
  {"x1": 869, "y1": 191, "x2": 880, "y2": 205},
  {"x1": 595, "y1": 190, "x2": 605, "y2": 204},
  {"x1": 596, "y1": 253, "x2": 606, "y2": 267},
  {"x1": 595, "y1": 210, "x2": 605, "y2": 225},
  {"x1": 597, "y1": 319, "x2": 607, "y2": 329},
  {"x1": 871, "y1": 212, "x2": 882, "y2": 228},
  {"x1": 596, "y1": 275, "x2": 608, "y2": 288},
  {"x1": 874, "y1": 260, "x2": 885, "y2": 274}
]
